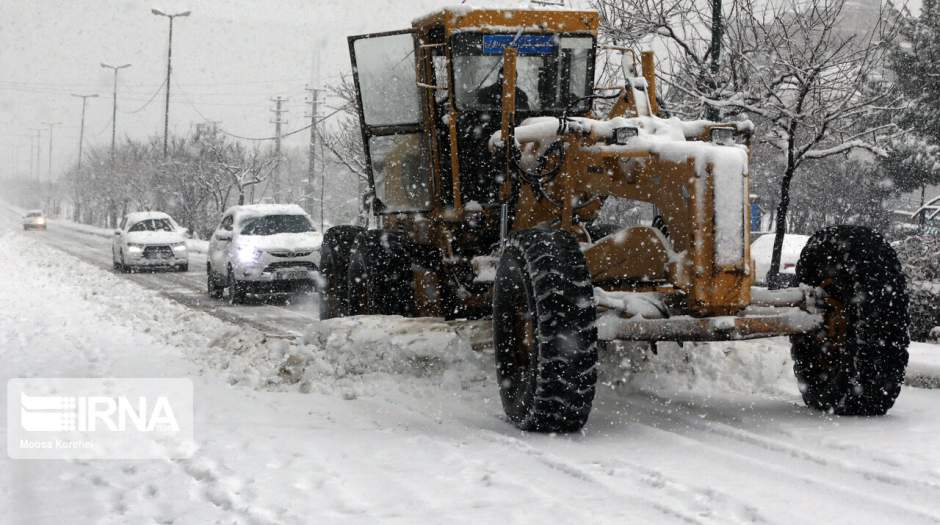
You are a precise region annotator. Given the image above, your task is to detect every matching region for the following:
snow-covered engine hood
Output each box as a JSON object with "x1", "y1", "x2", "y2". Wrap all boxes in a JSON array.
[
  {"x1": 492, "y1": 114, "x2": 753, "y2": 269},
  {"x1": 238, "y1": 232, "x2": 323, "y2": 252},
  {"x1": 125, "y1": 231, "x2": 186, "y2": 245}
]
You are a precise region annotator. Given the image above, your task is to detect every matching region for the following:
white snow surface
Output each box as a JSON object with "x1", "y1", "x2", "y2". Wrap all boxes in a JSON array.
[
  {"x1": 413, "y1": 3, "x2": 593, "y2": 24},
  {"x1": 491, "y1": 115, "x2": 752, "y2": 183},
  {"x1": 225, "y1": 203, "x2": 309, "y2": 221},
  {"x1": 3, "y1": 211, "x2": 940, "y2": 523}
]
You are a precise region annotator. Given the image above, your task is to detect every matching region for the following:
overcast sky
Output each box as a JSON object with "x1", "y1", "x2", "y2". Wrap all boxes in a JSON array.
[
  {"x1": 0, "y1": 0, "x2": 528, "y2": 180},
  {"x1": 0, "y1": 0, "x2": 918, "y2": 181}
]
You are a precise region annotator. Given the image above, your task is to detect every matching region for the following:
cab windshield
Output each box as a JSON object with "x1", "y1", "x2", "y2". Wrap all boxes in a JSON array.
[
  {"x1": 452, "y1": 33, "x2": 594, "y2": 113},
  {"x1": 240, "y1": 215, "x2": 314, "y2": 236}
]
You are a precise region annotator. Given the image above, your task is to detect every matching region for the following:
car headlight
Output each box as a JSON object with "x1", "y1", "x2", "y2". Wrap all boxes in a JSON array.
[
  {"x1": 236, "y1": 245, "x2": 262, "y2": 265},
  {"x1": 609, "y1": 126, "x2": 639, "y2": 145},
  {"x1": 127, "y1": 244, "x2": 144, "y2": 253},
  {"x1": 171, "y1": 242, "x2": 186, "y2": 251}
]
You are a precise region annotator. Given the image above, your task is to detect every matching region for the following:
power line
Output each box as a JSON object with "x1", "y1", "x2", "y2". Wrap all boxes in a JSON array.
[
  {"x1": 184, "y1": 97, "x2": 342, "y2": 141},
  {"x1": 121, "y1": 79, "x2": 166, "y2": 114}
]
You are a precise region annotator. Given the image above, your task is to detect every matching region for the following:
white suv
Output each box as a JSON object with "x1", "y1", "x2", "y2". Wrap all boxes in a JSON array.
[
  {"x1": 112, "y1": 211, "x2": 189, "y2": 272},
  {"x1": 22, "y1": 209, "x2": 47, "y2": 230},
  {"x1": 207, "y1": 204, "x2": 322, "y2": 303}
]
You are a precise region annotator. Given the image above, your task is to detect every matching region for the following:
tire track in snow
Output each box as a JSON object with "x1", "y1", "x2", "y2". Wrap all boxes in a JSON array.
[
  {"x1": 475, "y1": 429, "x2": 740, "y2": 525},
  {"x1": 631, "y1": 393, "x2": 940, "y2": 494},
  {"x1": 619, "y1": 394, "x2": 940, "y2": 523}
]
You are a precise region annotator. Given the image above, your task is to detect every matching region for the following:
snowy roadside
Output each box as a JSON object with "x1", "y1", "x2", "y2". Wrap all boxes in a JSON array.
[
  {"x1": 3, "y1": 202, "x2": 209, "y2": 254},
  {"x1": 0, "y1": 223, "x2": 495, "y2": 523},
  {"x1": 5, "y1": 219, "x2": 940, "y2": 523}
]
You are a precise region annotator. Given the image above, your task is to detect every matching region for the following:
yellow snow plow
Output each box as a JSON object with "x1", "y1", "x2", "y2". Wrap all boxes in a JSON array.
[{"x1": 320, "y1": 7, "x2": 910, "y2": 432}]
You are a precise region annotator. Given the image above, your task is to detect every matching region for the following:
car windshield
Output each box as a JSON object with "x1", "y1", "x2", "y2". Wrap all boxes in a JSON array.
[
  {"x1": 452, "y1": 33, "x2": 594, "y2": 113},
  {"x1": 26, "y1": 212, "x2": 42, "y2": 218},
  {"x1": 128, "y1": 218, "x2": 174, "y2": 232},
  {"x1": 240, "y1": 214, "x2": 314, "y2": 236}
]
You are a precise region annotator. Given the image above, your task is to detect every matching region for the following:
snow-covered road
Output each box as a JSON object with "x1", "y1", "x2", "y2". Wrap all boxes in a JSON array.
[{"x1": 3, "y1": 207, "x2": 940, "y2": 524}]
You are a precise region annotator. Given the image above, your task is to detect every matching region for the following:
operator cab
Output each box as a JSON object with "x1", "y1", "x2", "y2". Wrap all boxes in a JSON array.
[
  {"x1": 448, "y1": 33, "x2": 595, "y2": 205},
  {"x1": 347, "y1": 8, "x2": 598, "y2": 221}
]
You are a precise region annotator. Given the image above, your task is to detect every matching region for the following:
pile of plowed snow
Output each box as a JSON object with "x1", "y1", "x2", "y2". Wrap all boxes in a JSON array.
[
  {"x1": 6, "y1": 229, "x2": 801, "y2": 404},
  {"x1": 600, "y1": 340, "x2": 797, "y2": 400}
]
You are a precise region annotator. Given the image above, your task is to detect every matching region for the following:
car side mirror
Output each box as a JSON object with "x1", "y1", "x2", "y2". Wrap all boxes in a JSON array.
[{"x1": 114, "y1": 230, "x2": 121, "y2": 236}]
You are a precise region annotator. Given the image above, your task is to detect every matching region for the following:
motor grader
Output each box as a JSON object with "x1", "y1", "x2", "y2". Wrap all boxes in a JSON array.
[{"x1": 321, "y1": 7, "x2": 910, "y2": 432}]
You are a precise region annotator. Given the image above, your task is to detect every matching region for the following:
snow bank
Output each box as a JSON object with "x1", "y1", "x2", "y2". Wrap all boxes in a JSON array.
[
  {"x1": 1, "y1": 229, "x2": 488, "y2": 401},
  {"x1": 49, "y1": 217, "x2": 209, "y2": 254}
]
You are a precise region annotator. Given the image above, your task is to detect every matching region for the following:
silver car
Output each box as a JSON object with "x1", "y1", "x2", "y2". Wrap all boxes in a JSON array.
[
  {"x1": 112, "y1": 211, "x2": 189, "y2": 272},
  {"x1": 207, "y1": 204, "x2": 322, "y2": 303}
]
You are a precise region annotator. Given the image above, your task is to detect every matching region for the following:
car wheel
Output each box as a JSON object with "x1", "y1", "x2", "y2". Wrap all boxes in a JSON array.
[
  {"x1": 207, "y1": 264, "x2": 224, "y2": 299},
  {"x1": 228, "y1": 267, "x2": 248, "y2": 305},
  {"x1": 178, "y1": 263, "x2": 189, "y2": 272}
]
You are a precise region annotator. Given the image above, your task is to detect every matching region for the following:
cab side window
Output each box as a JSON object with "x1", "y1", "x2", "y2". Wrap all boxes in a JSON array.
[{"x1": 220, "y1": 215, "x2": 233, "y2": 232}]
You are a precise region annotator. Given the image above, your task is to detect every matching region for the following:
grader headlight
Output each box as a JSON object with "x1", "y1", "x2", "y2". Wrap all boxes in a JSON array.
[
  {"x1": 710, "y1": 127, "x2": 735, "y2": 146},
  {"x1": 609, "y1": 126, "x2": 639, "y2": 145}
]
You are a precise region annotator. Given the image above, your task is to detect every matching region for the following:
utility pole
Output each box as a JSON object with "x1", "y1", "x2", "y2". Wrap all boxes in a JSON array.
[
  {"x1": 71, "y1": 93, "x2": 98, "y2": 168},
  {"x1": 304, "y1": 85, "x2": 322, "y2": 222},
  {"x1": 101, "y1": 62, "x2": 132, "y2": 163},
  {"x1": 151, "y1": 9, "x2": 191, "y2": 158},
  {"x1": 41, "y1": 121, "x2": 62, "y2": 180},
  {"x1": 270, "y1": 96, "x2": 288, "y2": 203},
  {"x1": 29, "y1": 128, "x2": 42, "y2": 184}
]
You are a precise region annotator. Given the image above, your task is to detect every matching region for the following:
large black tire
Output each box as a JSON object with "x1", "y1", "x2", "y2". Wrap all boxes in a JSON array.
[
  {"x1": 207, "y1": 264, "x2": 224, "y2": 299},
  {"x1": 493, "y1": 229, "x2": 598, "y2": 432},
  {"x1": 347, "y1": 230, "x2": 416, "y2": 316},
  {"x1": 791, "y1": 225, "x2": 910, "y2": 416},
  {"x1": 319, "y1": 225, "x2": 366, "y2": 320}
]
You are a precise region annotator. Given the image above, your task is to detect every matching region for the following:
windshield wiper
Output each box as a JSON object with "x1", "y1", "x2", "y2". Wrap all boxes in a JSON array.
[{"x1": 471, "y1": 28, "x2": 526, "y2": 94}]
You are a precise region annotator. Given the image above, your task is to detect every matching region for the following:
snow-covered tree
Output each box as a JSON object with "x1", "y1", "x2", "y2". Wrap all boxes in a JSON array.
[
  {"x1": 595, "y1": 0, "x2": 901, "y2": 285},
  {"x1": 882, "y1": 1, "x2": 940, "y2": 207}
]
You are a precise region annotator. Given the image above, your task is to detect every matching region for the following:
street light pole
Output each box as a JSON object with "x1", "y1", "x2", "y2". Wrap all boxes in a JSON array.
[
  {"x1": 152, "y1": 8, "x2": 190, "y2": 159},
  {"x1": 28, "y1": 128, "x2": 41, "y2": 183},
  {"x1": 40, "y1": 121, "x2": 62, "y2": 180},
  {"x1": 71, "y1": 93, "x2": 98, "y2": 168},
  {"x1": 100, "y1": 62, "x2": 132, "y2": 163}
]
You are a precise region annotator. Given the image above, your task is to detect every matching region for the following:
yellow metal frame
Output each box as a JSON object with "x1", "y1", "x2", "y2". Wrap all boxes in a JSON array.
[{"x1": 404, "y1": 8, "x2": 754, "y2": 318}]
